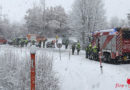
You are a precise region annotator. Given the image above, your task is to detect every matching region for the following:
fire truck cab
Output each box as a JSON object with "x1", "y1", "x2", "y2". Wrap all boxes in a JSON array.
[{"x1": 91, "y1": 28, "x2": 130, "y2": 63}]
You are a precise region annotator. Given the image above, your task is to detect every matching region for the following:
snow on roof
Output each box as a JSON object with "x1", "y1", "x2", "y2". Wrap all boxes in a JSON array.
[
  {"x1": 94, "y1": 29, "x2": 115, "y2": 33},
  {"x1": 92, "y1": 28, "x2": 118, "y2": 36}
]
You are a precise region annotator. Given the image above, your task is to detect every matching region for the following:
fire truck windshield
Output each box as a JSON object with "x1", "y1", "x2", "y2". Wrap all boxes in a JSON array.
[{"x1": 122, "y1": 31, "x2": 130, "y2": 39}]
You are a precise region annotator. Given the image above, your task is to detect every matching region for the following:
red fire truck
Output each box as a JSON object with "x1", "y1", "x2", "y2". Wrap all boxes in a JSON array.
[{"x1": 90, "y1": 28, "x2": 130, "y2": 63}]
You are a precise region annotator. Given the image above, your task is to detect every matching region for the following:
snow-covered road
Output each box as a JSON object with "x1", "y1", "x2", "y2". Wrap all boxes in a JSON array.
[{"x1": 48, "y1": 48, "x2": 130, "y2": 90}]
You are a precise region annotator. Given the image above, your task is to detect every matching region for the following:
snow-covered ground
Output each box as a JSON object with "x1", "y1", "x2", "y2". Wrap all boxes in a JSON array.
[
  {"x1": 49, "y1": 47, "x2": 130, "y2": 90},
  {"x1": 1, "y1": 45, "x2": 130, "y2": 90}
]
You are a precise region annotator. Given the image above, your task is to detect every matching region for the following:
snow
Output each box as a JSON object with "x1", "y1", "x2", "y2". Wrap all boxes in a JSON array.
[
  {"x1": 0, "y1": 45, "x2": 30, "y2": 90},
  {"x1": 94, "y1": 29, "x2": 115, "y2": 33},
  {"x1": 1, "y1": 45, "x2": 130, "y2": 90},
  {"x1": 69, "y1": 37, "x2": 78, "y2": 42},
  {"x1": 0, "y1": 45, "x2": 58, "y2": 90},
  {"x1": 50, "y1": 48, "x2": 130, "y2": 90}
]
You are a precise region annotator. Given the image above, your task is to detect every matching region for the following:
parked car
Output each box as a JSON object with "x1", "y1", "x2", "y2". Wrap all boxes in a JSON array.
[
  {"x1": 69, "y1": 40, "x2": 77, "y2": 45},
  {"x1": 0, "y1": 37, "x2": 7, "y2": 44},
  {"x1": 46, "y1": 41, "x2": 55, "y2": 48},
  {"x1": 62, "y1": 38, "x2": 69, "y2": 45},
  {"x1": 8, "y1": 40, "x2": 13, "y2": 45}
]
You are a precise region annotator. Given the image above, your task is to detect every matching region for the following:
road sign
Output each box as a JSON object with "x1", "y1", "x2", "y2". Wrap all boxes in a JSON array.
[
  {"x1": 57, "y1": 43, "x2": 62, "y2": 48},
  {"x1": 56, "y1": 35, "x2": 59, "y2": 39}
]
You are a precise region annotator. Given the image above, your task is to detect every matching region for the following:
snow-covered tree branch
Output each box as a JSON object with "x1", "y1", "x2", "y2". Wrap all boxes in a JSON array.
[{"x1": 68, "y1": 0, "x2": 107, "y2": 44}]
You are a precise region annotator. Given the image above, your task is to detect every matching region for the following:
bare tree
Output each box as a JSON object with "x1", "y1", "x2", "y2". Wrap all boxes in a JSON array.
[
  {"x1": 25, "y1": 5, "x2": 68, "y2": 37},
  {"x1": 25, "y1": 5, "x2": 43, "y2": 34},
  {"x1": 109, "y1": 17, "x2": 120, "y2": 28},
  {"x1": 109, "y1": 17, "x2": 128, "y2": 28},
  {"x1": 68, "y1": 0, "x2": 107, "y2": 44}
]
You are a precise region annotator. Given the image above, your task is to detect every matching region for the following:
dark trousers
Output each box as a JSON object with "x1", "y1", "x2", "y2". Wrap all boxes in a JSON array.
[
  {"x1": 43, "y1": 42, "x2": 45, "y2": 48},
  {"x1": 88, "y1": 51, "x2": 92, "y2": 60},
  {"x1": 65, "y1": 45, "x2": 68, "y2": 49},
  {"x1": 77, "y1": 49, "x2": 80, "y2": 55},
  {"x1": 72, "y1": 49, "x2": 75, "y2": 55},
  {"x1": 92, "y1": 52, "x2": 98, "y2": 60},
  {"x1": 25, "y1": 43, "x2": 28, "y2": 47},
  {"x1": 86, "y1": 51, "x2": 88, "y2": 58}
]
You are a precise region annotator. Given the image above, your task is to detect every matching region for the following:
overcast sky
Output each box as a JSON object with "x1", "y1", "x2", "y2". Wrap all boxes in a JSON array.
[{"x1": 0, "y1": 0, "x2": 130, "y2": 23}]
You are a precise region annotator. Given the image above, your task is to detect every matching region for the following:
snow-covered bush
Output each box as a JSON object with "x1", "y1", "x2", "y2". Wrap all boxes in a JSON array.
[
  {"x1": 0, "y1": 46, "x2": 30, "y2": 90},
  {"x1": 36, "y1": 50, "x2": 59, "y2": 90},
  {"x1": 0, "y1": 46, "x2": 59, "y2": 90}
]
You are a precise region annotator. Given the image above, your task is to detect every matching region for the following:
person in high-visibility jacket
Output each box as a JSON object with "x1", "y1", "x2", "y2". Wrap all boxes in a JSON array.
[
  {"x1": 72, "y1": 44, "x2": 76, "y2": 55},
  {"x1": 85, "y1": 46, "x2": 89, "y2": 58},
  {"x1": 25, "y1": 40, "x2": 28, "y2": 47},
  {"x1": 88, "y1": 44, "x2": 92, "y2": 59},
  {"x1": 92, "y1": 45, "x2": 98, "y2": 60},
  {"x1": 38, "y1": 40, "x2": 42, "y2": 48},
  {"x1": 32, "y1": 40, "x2": 35, "y2": 45},
  {"x1": 93, "y1": 46, "x2": 97, "y2": 53},
  {"x1": 76, "y1": 42, "x2": 81, "y2": 55},
  {"x1": 65, "y1": 40, "x2": 69, "y2": 49},
  {"x1": 19, "y1": 39, "x2": 23, "y2": 47}
]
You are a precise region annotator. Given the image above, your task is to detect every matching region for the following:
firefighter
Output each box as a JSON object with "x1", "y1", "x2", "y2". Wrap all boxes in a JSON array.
[
  {"x1": 65, "y1": 40, "x2": 69, "y2": 49},
  {"x1": 32, "y1": 40, "x2": 35, "y2": 46},
  {"x1": 51, "y1": 40, "x2": 54, "y2": 45},
  {"x1": 18, "y1": 39, "x2": 20, "y2": 47},
  {"x1": 88, "y1": 44, "x2": 92, "y2": 59},
  {"x1": 13, "y1": 39, "x2": 17, "y2": 46},
  {"x1": 18, "y1": 39, "x2": 21, "y2": 47},
  {"x1": 43, "y1": 40, "x2": 45, "y2": 48},
  {"x1": 43, "y1": 39, "x2": 47, "y2": 48},
  {"x1": 76, "y1": 42, "x2": 81, "y2": 55},
  {"x1": 92, "y1": 45, "x2": 98, "y2": 60},
  {"x1": 21, "y1": 39, "x2": 25, "y2": 47},
  {"x1": 20, "y1": 39, "x2": 24, "y2": 47},
  {"x1": 25, "y1": 40, "x2": 28, "y2": 47},
  {"x1": 85, "y1": 46, "x2": 89, "y2": 58},
  {"x1": 38, "y1": 40, "x2": 42, "y2": 48},
  {"x1": 72, "y1": 44, "x2": 76, "y2": 55},
  {"x1": 51, "y1": 40, "x2": 55, "y2": 48}
]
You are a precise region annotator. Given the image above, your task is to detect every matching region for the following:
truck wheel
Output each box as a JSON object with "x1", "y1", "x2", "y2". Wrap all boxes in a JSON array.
[
  {"x1": 113, "y1": 59, "x2": 118, "y2": 64},
  {"x1": 103, "y1": 53, "x2": 107, "y2": 62}
]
